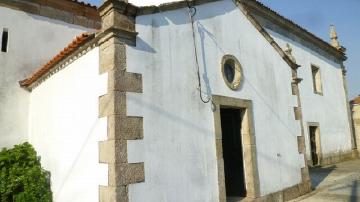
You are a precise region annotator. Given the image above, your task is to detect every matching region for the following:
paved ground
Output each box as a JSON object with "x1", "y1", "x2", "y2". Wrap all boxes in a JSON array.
[{"x1": 292, "y1": 159, "x2": 360, "y2": 202}]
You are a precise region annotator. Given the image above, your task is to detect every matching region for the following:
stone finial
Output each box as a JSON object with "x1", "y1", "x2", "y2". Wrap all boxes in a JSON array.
[
  {"x1": 284, "y1": 43, "x2": 296, "y2": 63},
  {"x1": 330, "y1": 25, "x2": 341, "y2": 49}
]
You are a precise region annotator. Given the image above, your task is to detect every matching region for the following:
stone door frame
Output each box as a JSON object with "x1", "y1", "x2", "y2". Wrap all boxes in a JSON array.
[
  {"x1": 212, "y1": 95, "x2": 260, "y2": 201},
  {"x1": 307, "y1": 122, "x2": 322, "y2": 167}
]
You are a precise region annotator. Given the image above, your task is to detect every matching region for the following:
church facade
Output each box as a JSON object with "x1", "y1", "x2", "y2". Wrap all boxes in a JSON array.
[{"x1": 1, "y1": 0, "x2": 356, "y2": 201}]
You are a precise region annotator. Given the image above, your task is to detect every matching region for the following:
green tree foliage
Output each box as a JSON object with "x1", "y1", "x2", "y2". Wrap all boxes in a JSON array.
[{"x1": 0, "y1": 142, "x2": 52, "y2": 202}]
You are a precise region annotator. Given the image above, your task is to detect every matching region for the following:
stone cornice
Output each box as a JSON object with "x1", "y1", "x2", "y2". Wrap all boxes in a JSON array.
[
  {"x1": 96, "y1": 28, "x2": 138, "y2": 46},
  {"x1": 99, "y1": 0, "x2": 138, "y2": 18},
  {"x1": 0, "y1": 0, "x2": 101, "y2": 29}
]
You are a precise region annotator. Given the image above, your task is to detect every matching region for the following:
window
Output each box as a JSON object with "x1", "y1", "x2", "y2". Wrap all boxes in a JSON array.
[
  {"x1": 2, "y1": 28, "x2": 9, "y2": 52},
  {"x1": 224, "y1": 62, "x2": 235, "y2": 84},
  {"x1": 311, "y1": 65, "x2": 322, "y2": 95},
  {"x1": 221, "y1": 55, "x2": 242, "y2": 90}
]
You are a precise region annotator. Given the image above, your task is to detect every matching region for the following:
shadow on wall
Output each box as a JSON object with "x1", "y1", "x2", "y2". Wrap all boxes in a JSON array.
[
  {"x1": 197, "y1": 21, "x2": 213, "y2": 103},
  {"x1": 309, "y1": 165, "x2": 336, "y2": 188},
  {"x1": 134, "y1": 37, "x2": 157, "y2": 53}
]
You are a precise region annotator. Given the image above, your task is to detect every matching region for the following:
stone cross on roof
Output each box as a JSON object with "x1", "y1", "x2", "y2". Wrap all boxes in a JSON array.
[
  {"x1": 330, "y1": 25, "x2": 341, "y2": 49},
  {"x1": 284, "y1": 43, "x2": 296, "y2": 64},
  {"x1": 330, "y1": 25, "x2": 346, "y2": 52}
]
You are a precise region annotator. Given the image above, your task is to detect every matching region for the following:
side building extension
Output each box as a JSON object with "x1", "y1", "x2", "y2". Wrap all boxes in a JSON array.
[
  {"x1": 0, "y1": 0, "x2": 100, "y2": 148},
  {"x1": 20, "y1": 33, "x2": 108, "y2": 202}
]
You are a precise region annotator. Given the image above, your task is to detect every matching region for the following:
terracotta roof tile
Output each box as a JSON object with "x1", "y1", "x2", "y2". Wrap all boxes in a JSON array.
[
  {"x1": 351, "y1": 96, "x2": 360, "y2": 105},
  {"x1": 67, "y1": 0, "x2": 98, "y2": 9},
  {"x1": 19, "y1": 32, "x2": 95, "y2": 88}
]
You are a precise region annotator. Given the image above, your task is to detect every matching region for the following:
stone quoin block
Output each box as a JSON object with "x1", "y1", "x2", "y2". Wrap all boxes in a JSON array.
[
  {"x1": 108, "y1": 163, "x2": 145, "y2": 186},
  {"x1": 99, "y1": 42, "x2": 127, "y2": 74},
  {"x1": 99, "y1": 92, "x2": 127, "y2": 117},
  {"x1": 99, "y1": 185, "x2": 128, "y2": 202},
  {"x1": 107, "y1": 70, "x2": 143, "y2": 93},
  {"x1": 99, "y1": 139, "x2": 128, "y2": 164},
  {"x1": 107, "y1": 115, "x2": 143, "y2": 140}
]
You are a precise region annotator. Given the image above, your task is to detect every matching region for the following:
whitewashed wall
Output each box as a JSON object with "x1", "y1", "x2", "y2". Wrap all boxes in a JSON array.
[
  {"x1": 261, "y1": 24, "x2": 353, "y2": 159},
  {"x1": 28, "y1": 48, "x2": 108, "y2": 202},
  {"x1": 126, "y1": 0, "x2": 304, "y2": 200},
  {"x1": 0, "y1": 6, "x2": 90, "y2": 148}
]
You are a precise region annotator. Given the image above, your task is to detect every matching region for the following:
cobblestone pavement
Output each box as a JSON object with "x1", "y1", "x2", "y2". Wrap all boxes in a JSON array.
[{"x1": 292, "y1": 159, "x2": 360, "y2": 202}]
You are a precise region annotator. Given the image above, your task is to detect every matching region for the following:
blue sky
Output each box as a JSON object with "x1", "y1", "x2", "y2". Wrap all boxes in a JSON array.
[
  {"x1": 257, "y1": 0, "x2": 360, "y2": 100},
  {"x1": 85, "y1": 0, "x2": 359, "y2": 99}
]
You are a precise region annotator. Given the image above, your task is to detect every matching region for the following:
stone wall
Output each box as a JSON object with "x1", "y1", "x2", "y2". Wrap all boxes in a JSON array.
[{"x1": 97, "y1": 1, "x2": 145, "y2": 201}]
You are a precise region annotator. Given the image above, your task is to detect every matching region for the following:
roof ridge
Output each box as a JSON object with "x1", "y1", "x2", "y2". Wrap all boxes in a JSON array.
[
  {"x1": 0, "y1": 0, "x2": 100, "y2": 29},
  {"x1": 351, "y1": 95, "x2": 360, "y2": 105},
  {"x1": 65, "y1": 0, "x2": 98, "y2": 9}
]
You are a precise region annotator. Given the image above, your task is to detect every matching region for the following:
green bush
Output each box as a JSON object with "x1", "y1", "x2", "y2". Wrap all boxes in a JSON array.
[{"x1": 0, "y1": 142, "x2": 52, "y2": 202}]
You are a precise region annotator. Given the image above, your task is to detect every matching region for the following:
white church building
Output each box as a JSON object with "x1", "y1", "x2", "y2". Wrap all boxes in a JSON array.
[{"x1": 0, "y1": 0, "x2": 356, "y2": 201}]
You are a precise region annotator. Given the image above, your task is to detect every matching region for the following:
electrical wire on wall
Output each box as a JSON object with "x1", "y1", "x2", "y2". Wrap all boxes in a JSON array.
[{"x1": 186, "y1": 1, "x2": 212, "y2": 104}]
